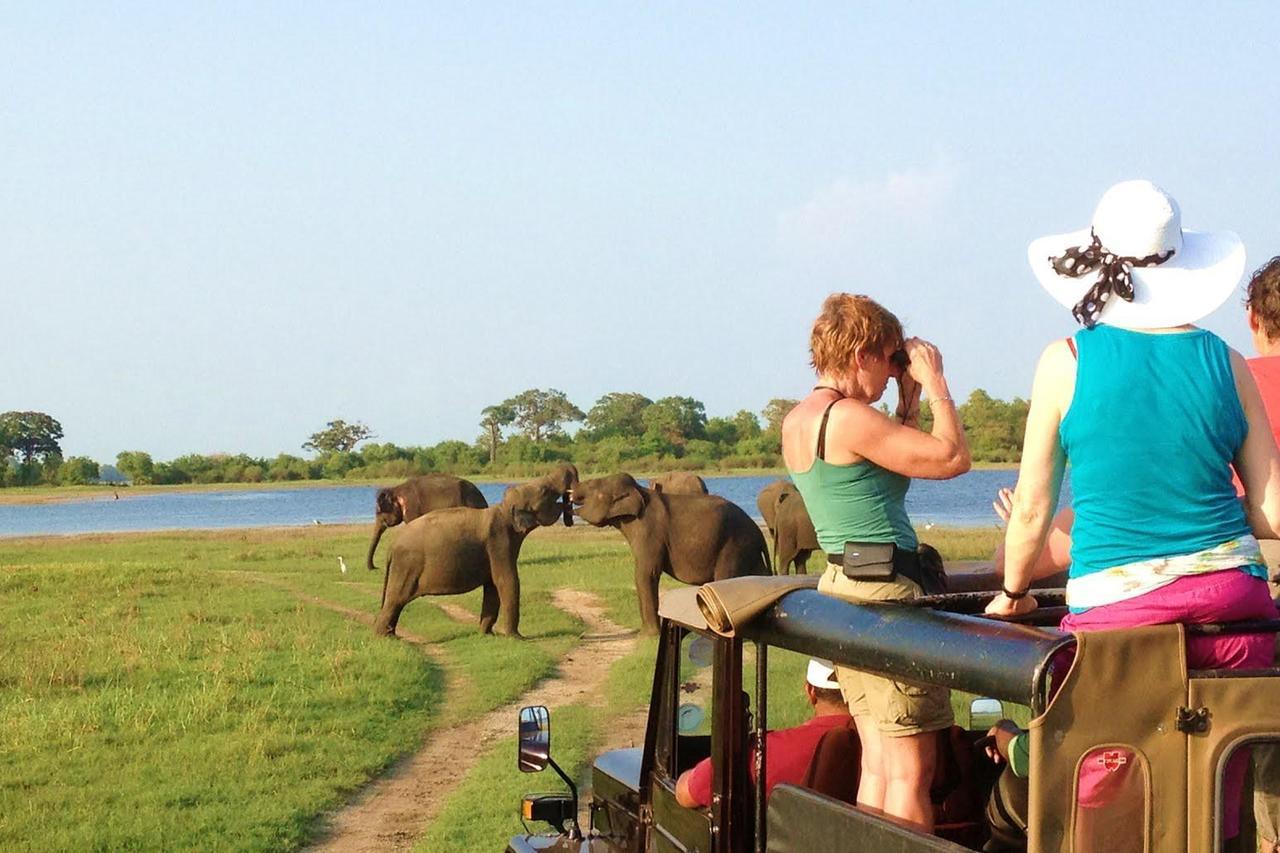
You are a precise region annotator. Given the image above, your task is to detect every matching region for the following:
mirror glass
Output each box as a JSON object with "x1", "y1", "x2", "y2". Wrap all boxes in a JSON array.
[
  {"x1": 688, "y1": 635, "x2": 714, "y2": 668},
  {"x1": 677, "y1": 703, "x2": 705, "y2": 734},
  {"x1": 969, "y1": 698, "x2": 1003, "y2": 729},
  {"x1": 518, "y1": 705, "x2": 550, "y2": 773}
]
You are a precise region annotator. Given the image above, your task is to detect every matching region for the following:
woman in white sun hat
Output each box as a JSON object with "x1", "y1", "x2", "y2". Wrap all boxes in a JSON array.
[{"x1": 984, "y1": 180, "x2": 1280, "y2": 840}]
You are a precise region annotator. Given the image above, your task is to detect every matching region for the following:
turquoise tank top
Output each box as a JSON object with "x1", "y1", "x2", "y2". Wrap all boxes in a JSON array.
[
  {"x1": 1060, "y1": 326, "x2": 1260, "y2": 580},
  {"x1": 789, "y1": 401, "x2": 918, "y2": 553}
]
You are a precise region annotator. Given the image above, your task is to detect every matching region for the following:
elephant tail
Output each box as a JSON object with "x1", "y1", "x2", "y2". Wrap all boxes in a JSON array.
[{"x1": 380, "y1": 553, "x2": 392, "y2": 608}]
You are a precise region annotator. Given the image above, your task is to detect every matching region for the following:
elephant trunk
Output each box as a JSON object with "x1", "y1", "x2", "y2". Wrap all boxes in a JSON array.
[
  {"x1": 367, "y1": 519, "x2": 389, "y2": 572},
  {"x1": 381, "y1": 554, "x2": 392, "y2": 608}
]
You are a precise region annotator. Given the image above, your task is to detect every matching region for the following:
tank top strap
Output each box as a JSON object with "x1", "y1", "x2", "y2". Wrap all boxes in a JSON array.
[{"x1": 816, "y1": 399, "x2": 840, "y2": 461}]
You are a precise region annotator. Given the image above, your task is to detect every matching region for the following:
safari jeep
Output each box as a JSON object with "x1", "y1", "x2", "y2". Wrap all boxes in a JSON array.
[{"x1": 507, "y1": 575, "x2": 1280, "y2": 852}]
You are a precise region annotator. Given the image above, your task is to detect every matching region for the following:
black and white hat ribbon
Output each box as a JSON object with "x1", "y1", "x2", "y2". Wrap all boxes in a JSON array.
[{"x1": 1050, "y1": 229, "x2": 1176, "y2": 328}]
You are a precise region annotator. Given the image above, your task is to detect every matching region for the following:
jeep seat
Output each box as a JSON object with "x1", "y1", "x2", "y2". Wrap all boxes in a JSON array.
[{"x1": 801, "y1": 721, "x2": 862, "y2": 804}]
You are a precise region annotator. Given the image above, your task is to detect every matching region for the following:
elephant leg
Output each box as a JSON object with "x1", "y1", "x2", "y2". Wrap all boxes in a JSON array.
[
  {"x1": 374, "y1": 561, "x2": 418, "y2": 637},
  {"x1": 636, "y1": 563, "x2": 661, "y2": 635},
  {"x1": 493, "y1": 564, "x2": 523, "y2": 638},
  {"x1": 795, "y1": 549, "x2": 811, "y2": 575},
  {"x1": 777, "y1": 532, "x2": 797, "y2": 576},
  {"x1": 479, "y1": 581, "x2": 500, "y2": 634}
]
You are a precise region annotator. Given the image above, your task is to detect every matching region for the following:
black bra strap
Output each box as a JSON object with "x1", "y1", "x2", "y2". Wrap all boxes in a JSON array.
[{"x1": 816, "y1": 399, "x2": 840, "y2": 461}]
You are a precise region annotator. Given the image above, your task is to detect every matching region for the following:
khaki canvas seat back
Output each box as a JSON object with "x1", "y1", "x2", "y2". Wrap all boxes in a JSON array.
[
  {"x1": 801, "y1": 722, "x2": 862, "y2": 804},
  {"x1": 1186, "y1": 639, "x2": 1280, "y2": 850},
  {"x1": 1028, "y1": 624, "x2": 1189, "y2": 853}
]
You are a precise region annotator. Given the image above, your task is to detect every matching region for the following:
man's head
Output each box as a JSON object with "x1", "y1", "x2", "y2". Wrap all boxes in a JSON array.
[
  {"x1": 804, "y1": 658, "x2": 847, "y2": 714},
  {"x1": 1246, "y1": 256, "x2": 1280, "y2": 356}
]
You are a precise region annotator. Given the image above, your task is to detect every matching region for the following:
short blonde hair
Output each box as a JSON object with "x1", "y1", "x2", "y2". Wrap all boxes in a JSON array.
[{"x1": 809, "y1": 293, "x2": 904, "y2": 376}]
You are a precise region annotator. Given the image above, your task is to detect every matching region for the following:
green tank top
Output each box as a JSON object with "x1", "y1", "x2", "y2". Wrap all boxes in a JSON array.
[{"x1": 788, "y1": 399, "x2": 918, "y2": 553}]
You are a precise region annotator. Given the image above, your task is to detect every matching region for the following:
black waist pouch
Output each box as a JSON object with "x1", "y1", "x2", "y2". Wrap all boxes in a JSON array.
[
  {"x1": 839, "y1": 541, "x2": 897, "y2": 581},
  {"x1": 832, "y1": 541, "x2": 948, "y2": 596}
]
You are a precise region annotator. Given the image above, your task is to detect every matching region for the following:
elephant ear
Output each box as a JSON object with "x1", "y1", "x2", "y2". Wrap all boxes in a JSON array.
[
  {"x1": 376, "y1": 489, "x2": 395, "y2": 514},
  {"x1": 607, "y1": 482, "x2": 647, "y2": 520}
]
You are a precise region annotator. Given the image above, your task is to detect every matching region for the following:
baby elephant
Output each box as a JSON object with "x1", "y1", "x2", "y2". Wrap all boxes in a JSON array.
[
  {"x1": 572, "y1": 473, "x2": 771, "y2": 634},
  {"x1": 374, "y1": 477, "x2": 566, "y2": 638},
  {"x1": 648, "y1": 472, "x2": 708, "y2": 495}
]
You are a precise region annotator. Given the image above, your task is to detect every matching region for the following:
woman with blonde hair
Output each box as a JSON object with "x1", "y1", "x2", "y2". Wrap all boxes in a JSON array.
[{"x1": 782, "y1": 293, "x2": 970, "y2": 830}]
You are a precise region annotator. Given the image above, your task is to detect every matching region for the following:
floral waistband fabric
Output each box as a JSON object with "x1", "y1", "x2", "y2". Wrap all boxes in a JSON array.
[{"x1": 1065, "y1": 535, "x2": 1266, "y2": 612}]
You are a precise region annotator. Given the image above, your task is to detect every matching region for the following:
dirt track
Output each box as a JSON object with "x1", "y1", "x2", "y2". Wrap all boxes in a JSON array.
[{"x1": 305, "y1": 587, "x2": 638, "y2": 853}]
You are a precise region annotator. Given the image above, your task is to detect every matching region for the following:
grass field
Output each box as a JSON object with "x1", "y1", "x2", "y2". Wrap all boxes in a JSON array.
[{"x1": 0, "y1": 523, "x2": 1003, "y2": 851}]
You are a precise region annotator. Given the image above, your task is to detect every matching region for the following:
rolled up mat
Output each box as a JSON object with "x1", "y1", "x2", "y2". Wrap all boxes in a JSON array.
[{"x1": 696, "y1": 575, "x2": 819, "y2": 637}]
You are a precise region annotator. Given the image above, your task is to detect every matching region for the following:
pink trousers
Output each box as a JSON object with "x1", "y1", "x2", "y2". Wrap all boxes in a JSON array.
[{"x1": 1058, "y1": 570, "x2": 1277, "y2": 837}]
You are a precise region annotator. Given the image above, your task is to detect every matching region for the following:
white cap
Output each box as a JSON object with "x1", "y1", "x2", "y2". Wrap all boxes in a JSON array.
[{"x1": 806, "y1": 658, "x2": 839, "y2": 689}]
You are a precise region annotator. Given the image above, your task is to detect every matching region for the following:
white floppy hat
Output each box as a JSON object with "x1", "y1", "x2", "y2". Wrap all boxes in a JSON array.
[
  {"x1": 1028, "y1": 180, "x2": 1245, "y2": 329},
  {"x1": 806, "y1": 658, "x2": 840, "y2": 689}
]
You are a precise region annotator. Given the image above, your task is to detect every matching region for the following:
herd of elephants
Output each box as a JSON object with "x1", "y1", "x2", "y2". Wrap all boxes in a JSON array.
[{"x1": 365, "y1": 465, "x2": 820, "y2": 637}]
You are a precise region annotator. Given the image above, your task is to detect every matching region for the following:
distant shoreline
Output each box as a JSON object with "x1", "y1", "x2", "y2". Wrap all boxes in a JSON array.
[{"x1": 0, "y1": 462, "x2": 1020, "y2": 507}]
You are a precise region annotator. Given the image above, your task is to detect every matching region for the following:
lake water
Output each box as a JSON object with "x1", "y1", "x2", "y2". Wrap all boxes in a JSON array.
[{"x1": 0, "y1": 471, "x2": 1071, "y2": 538}]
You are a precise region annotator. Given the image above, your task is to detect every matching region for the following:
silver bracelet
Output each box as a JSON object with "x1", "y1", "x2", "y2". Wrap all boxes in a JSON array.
[{"x1": 931, "y1": 395, "x2": 954, "y2": 405}]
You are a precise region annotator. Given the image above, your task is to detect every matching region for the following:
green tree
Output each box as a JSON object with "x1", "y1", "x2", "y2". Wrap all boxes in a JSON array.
[
  {"x1": 761, "y1": 399, "x2": 799, "y2": 434},
  {"x1": 641, "y1": 396, "x2": 707, "y2": 449},
  {"x1": 0, "y1": 411, "x2": 64, "y2": 465},
  {"x1": 115, "y1": 451, "x2": 156, "y2": 484},
  {"x1": 958, "y1": 389, "x2": 1029, "y2": 462},
  {"x1": 503, "y1": 389, "x2": 585, "y2": 443},
  {"x1": 732, "y1": 409, "x2": 762, "y2": 439},
  {"x1": 268, "y1": 453, "x2": 313, "y2": 481},
  {"x1": 480, "y1": 404, "x2": 516, "y2": 464},
  {"x1": 56, "y1": 456, "x2": 100, "y2": 485},
  {"x1": 303, "y1": 419, "x2": 374, "y2": 454},
  {"x1": 584, "y1": 392, "x2": 653, "y2": 439}
]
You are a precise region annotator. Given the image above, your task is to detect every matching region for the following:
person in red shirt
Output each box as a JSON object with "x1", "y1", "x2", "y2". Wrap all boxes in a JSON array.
[{"x1": 674, "y1": 658, "x2": 853, "y2": 809}]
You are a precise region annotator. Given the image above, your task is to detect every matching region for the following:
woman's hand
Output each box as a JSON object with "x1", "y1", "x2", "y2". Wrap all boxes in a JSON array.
[
  {"x1": 993, "y1": 487, "x2": 1014, "y2": 525},
  {"x1": 984, "y1": 720, "x2": 1022, "y2": 763},
  {"x1": 984, "y1": 591, "x2": 1038, "y2": 618},
  {"x1": 904, "y1": 338, "x2": 945, "y2": 393}
]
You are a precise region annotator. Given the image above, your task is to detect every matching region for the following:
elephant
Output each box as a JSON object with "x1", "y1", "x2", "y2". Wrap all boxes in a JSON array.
[
  {"x1": 648, "y1": 472, "x2": 708, "y2": 495},
  {"x1": 366, "y1": 474, "x2": 488, "y2": 572},
  {"x1": 771, "y1": 486, "x2": 820, "y2": 575},
  {"x1": 571, "y1": 473, "x2": 771, "y2": 634},
  {"x1": 373, "y1": 466, "x2": 578, "y2": 637},
  {"x1": 756, "y1": 479, "x2": 820, "y2": 574},
  {"x1": 756, "y1": 479, "x2": 792, "y2": 542}
]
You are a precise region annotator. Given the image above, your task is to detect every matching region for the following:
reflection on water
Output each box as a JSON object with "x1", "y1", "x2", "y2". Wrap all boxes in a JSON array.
[{"x1": 0, "y1": 470, "x2": 1068, "y2": 538}]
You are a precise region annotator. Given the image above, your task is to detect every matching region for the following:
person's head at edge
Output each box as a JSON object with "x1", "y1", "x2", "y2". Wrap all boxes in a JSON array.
[
  {"x1": 803, "y1": 657, "x2": 850, "y2": 714},
  {"x1": 1246, "y1": 256, "x2": 1280, "y2": 357},
  {"x1": 809, "y1": 293, "x2": 906, "y2": 404},
  {"x1": 673, "y1": 659, "x2": 849, "y2": 809}
]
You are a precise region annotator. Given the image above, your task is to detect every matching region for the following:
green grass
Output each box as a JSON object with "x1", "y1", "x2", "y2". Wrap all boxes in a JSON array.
[
  {"x1": 0, "y1": 526, "x2": 607, "y2": 851},
  {"x1": 0, "y1": 521, "x2": 1010, "y2": 851},
  {"x1": 0, "y1": 557, "x2": 441, "y2": 851}
]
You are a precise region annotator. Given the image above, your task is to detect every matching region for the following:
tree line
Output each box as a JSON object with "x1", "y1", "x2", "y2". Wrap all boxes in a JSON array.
[{"x1": 0, "y1": 391, "x2": 1030, "y2": 488}]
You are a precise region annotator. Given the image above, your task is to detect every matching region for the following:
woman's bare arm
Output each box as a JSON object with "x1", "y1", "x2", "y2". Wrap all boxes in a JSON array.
[{"x1": 986, "y1": 341, "x2": 1073, "y2": 615}]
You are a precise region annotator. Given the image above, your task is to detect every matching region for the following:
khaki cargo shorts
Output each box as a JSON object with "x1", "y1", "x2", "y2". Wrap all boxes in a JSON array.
[{"x1": 818, "y1": 564, "x2": 954, "y2": 738}]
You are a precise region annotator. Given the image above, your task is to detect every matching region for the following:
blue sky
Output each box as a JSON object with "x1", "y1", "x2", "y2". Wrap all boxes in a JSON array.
[{"x1": 4, "y1": 3, "x2": 1278, "y2": 461}]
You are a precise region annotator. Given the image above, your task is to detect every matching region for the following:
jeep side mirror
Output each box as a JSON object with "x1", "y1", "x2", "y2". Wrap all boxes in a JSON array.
[{"x1": 518, "y1": 705, "x2": 551, "y2": 773}]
